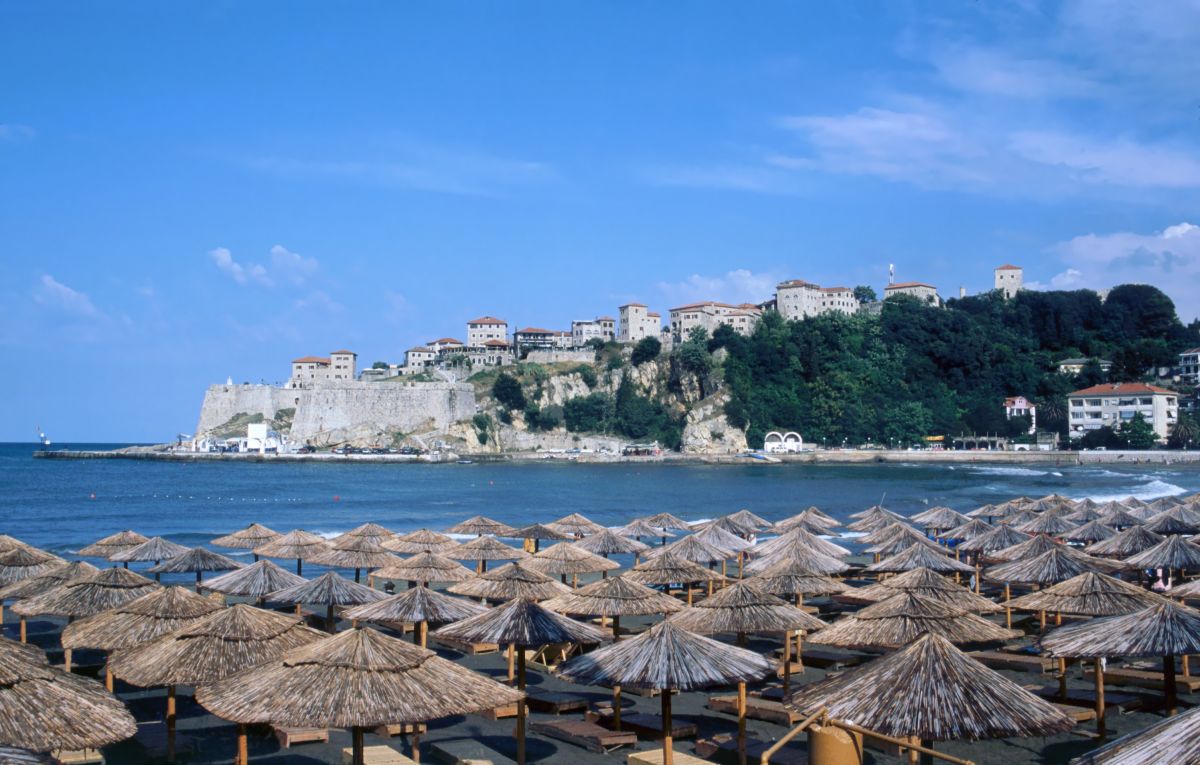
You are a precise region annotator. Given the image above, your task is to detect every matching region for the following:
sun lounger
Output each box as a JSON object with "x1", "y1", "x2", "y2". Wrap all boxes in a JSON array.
[
  {"x1": 373, "y1": 721, "x2": 427, "y2": 737},
  {"x1": 51, "y1": 750, "x2": 103, "y2": 765},
  {"x1": 707, "y1": 694, "x2": 802, "y2": 725},
  {"x1": 430, "y1": 738, "x2": 517, "y2": 765},
  {"x1": 1027, "y1": 684, "x2": 1142, "y2": 712},
  {"x1": 473, "y1": 701, "x2": 519, "y2": 719},
  {"x1": 430, "y1": 634, "x2": 499, "y2": 654},
  {"x1": 626, "y1": 749, "x2": 711, "y2": 765},
  {"x1": 773, "y1": 646, "x2": 869, "y2": 670},
  {"x1": 1052, "y1": 703, "x2": 1097, "y2": 723},
  {"x1": 695, "y1": 734, "x2": 807, "y2": 765},
  {"x1": 341, "y1": 745, "x2": 417, "y2": 765},
  {"x1": 1083, "y1": 666, "x2": 1200, "y2": 692},
  {"x1": 530, "y1": 719, "x2": 637, "y2": 753},
  {"x1": 524, "y1": 642, "x2": 578, "y2": 671},
  {"x1": 525, "y1": 689, "x2": 588, "y2": 714},
  {"x1": 968, "y1": 650, "x2": 1054, "y2": 673},
  {"x1": 588, "y1": 708, "x2": 698, "y2": 739},
  {"x1": 275, "y1": 727, "x2": 330, "y2": 747}
]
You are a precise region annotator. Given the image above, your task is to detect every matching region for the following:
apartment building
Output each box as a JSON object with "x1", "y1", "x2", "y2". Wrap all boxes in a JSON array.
[
  {"x1": 571, "y1": 317, "x2": 616, "y2": 346},
  {"x1": 1179, "y1": 347, "x2": 1200, "y2": 385},
  {"x1": 466, "y1": 317, "x2": 508, "y2": 348},
  {"x1": 618, "y1": 303, "x2": 661, "y2": 343},
  {"x1": 1067, "y1": 383, "x2": 1179, "y2": 443},
  {"x1": 667, "y1": 301, "x2": 762, "y2": 342},
  {"x1": 774, "y1": 280, "x2": 858, "y2": 320},
  {"x1": 884, "y1": 281, "x2": 941, "y2": 306},
  {"x1": 288, "y1": 349, "x2": 357, "y2": 387}
]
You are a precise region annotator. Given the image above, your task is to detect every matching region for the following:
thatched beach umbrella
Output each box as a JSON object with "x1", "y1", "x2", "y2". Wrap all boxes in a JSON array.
[
  {"x1": 0, "y1": 638, "x2": 137, "y2": 754},
  {"x1": 197, "y1": 626, "x2": 523, "y2": 765},
  {"x1": 1019, "y1": 513, "x2": 1079, "y2": 536},
  {"x1": 1062, "y1": 520, "x2": 1118, "y2": 545},
  {"x1": 0, "y1": 548, "x2": 63, "y2": 588},
  {"x1": 252, "y1": 529, "x2": 330, "y2": 575},
  {"x1": 508, "y1": 523, "x2": 571, "y2": 553},
  {"x1": 1096, "y1": 505, "x2": 1145, "y2": 529},
  {"x1": 308, "y1": 537, "x2": 399, "y2": 582},
  {"x1": 1086, "y1": 525, "x2": 1165, "y2": 559},
  {"x1": 544, "y1": 574, "x2": 684, "y2": 641},
  {"x1": 444, "y1": 516, "x2": 519, "y2": 537},
  {"x1": 77, "y1": 530, "x2": 148, "y2": 564},
  {"x1": 548, "y1": 512, "x2": 606, "y2": 537},
  {"x1": 202, "y1": 559, "x2": 307, "y2": 603},
  {"x1": 148, "y1": 547, "x2": 243, "y2": 588},
  {"x1": 746, "y1": 541, "x2": 849, "y2": 577},
  {"x1": 1144, "y1": 513, "x2": 1200, "y2": 536},
  {"x1": 987, "y1": 533, "x2": 1062, "y2": 563},
  {"x1": 1042, "y1": 600, "x2": 1200, "y2": 716},
  {"x1": 640, "y1": 512, "x2": 692, "y2": 533},
  {"x1": 988, "y1": 546, "x2": 1123, "y2": 586},
  {"x1": 0, "y1": 562, "x2": 98, "y2": 640},
  {"x1": 866, "y1": 543, "x2": 974, "y2": 575},
  {"x1": 523, "y1": 542, "x2": 618, "y2": 585},
  {"x1": 435, "y1": 598, "x2": 608, "y2": 765},
  {"x1": 1125, "y1": 535, "x2": 1200, "y2": 575},
  {"x1": 109, "y1": 604, "x2": 324, "y2": 764},
  {"x1": 697, "y1": 515, "x2": 759, "y2": 537},
  {"x1": 748, "y1": 559, "x2": 850, "y2": 607},
  {"x1": 789, "y1": 632, "x2": 1074, "y2": 764},
  {"x1": 692, "y1": 525, "x2": 755, "y2": 577},
  {"x1": 558, "y1": 619, "x2": 773, "y2": 765},
  {"x1": 344, "y1": 585, "x2": 486, "y2": 647},
  {"x1": 775, "y1": 507, "x2": 840, "y2": 534},
  {"x1": 332, "y1": 522, "x2": 395, "y2": 545},
  {"x1": 1070, "y1": 704, "x2": 1200, "y2": 764},
  {"x1": 211, "y1": 523, "x2": 279, "y2": 560},
  {"x1": 572, "y1": 528, "x2": 650, "y2": 563},
  {"x1": 61, "y1": 586, "x2": 221, "y2": 691},
  {"x1": 372, "y1": 551, "x2": 475, "y2": 586},
  {"x1": 846, "y1": 567, "x2": 1003, "y2": 613},
  {"x1": 617, "y1": 518, "x2": 674, "y2": 545},
  {"x1": 649, "y1": 535, "x2": 730, "y2": 570},
  {"x1": 727, "y1": 509, "x2": 772, "y2": 531},
  {"x1": 455, "y1": 535, "x2": 528, "y2": 573},
  {"x1": 382, "y1": 528, "x2": 460, "y2": 555},
  {"x1": 915, "y1": 507, "x2": 969, "y2": 534},
  {"x1": 448, "y1": 562, "x2": 569, "y2": 602},
  {"x1": 810, "y1": 592, "x2": 1018, "y2": 649},
  {"x1": 957, "y1": 524, "x2": 1031, "y2": 558},
  {"x1": 266, "y1": 571, "x2": 385, "y2": 632},
  {"x1": 753, "y1": 526, "x2": 850, "y2": 560},
  {"x1": 942, "y1": 518, "x2": 993, "y2": 543},
  {"x1": 865, "y1": 526, "x2": 942, "y2": 559},
  {"x1": 111, "y1": 537, "x2": 191, "y2": 579},
  {"x1": 625, "y1": 552, "x2": 727, "y2": 604}
]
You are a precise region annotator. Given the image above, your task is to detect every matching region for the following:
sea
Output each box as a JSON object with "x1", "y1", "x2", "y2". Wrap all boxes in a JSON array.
[{"x1": 3, "y1": 442, "x2": 1199, "y2": 559}]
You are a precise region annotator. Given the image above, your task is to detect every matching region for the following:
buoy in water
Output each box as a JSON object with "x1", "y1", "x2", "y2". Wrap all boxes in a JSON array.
[{"x1": 333, "y1": 495, "x2": 340, "y2": 502}]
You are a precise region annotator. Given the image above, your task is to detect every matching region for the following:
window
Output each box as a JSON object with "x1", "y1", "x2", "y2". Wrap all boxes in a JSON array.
[
  {"x1": 1071, "y1": 399, "x2": 1083, "y2": 407},
  {"x1": 1087, "y1": 399, "x2": 1102, "y2": 407}
]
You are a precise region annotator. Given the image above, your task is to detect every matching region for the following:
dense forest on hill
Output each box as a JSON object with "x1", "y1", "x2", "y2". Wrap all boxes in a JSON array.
[{"x1": 716, "y1": 285, "x2": 1200, "y2": 449}]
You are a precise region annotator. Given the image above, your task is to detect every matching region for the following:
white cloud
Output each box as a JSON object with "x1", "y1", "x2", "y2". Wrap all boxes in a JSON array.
[
  {"x1": 0, "y1": 124, "x2": 35, "y2": 143},
  {"x1": 293, "y1": 290, "x2": 343, "y2": 315},
  {"x1": 930, "y1": 46, "x2": 1100, "y2": 100},
  {"x1": 208, "y1": 247, "x2": 272, "y2": 287},
  {"x1": 1042, "y1": 222, "x2": 1200, "y2": 318},
  {"x1": 269, "y1": 245, "x2": 318, "y2": 286},
  {"x1": 657, "y1": 269, "x2": 779, "y2": 307},
  {"x1": 32, "y1": 275, "x2": 100, "y2": 316},
  {"x1": 209, "y1": 245, "x2": 321, "y2": 288},
  {"x1": 1009, "y1": 131, "x2": 1200, "y2": 189}
]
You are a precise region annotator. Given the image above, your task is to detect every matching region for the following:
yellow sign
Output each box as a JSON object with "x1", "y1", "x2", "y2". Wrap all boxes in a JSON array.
[{"x1": 923, "y1": 435, "x2": 945, "y2": 442}]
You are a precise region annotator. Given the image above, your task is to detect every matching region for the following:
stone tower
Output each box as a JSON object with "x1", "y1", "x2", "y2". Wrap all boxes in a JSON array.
[{"x1": 994, "y1": 264, "x2": 1023, "y2": 299}]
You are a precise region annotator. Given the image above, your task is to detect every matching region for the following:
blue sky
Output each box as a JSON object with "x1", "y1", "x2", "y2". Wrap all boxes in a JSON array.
[{"x1": 3, "y1": 1, "x2": 1200, "y2": 441}]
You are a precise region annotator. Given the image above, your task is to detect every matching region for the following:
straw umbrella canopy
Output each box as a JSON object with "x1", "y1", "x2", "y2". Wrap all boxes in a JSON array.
[
  {"x1": 265, "y1": 571, "x2": 386, "y2": 632},
  {"x1": 1144, "y1": 513, "x2": 1200, "y2": 536},
  {"x1": 523, "y1": 542, "x2": 619, "y2": 583},
  {"x1": 942, "y1": 519, "x2": 993, "y2": 542},
  {"x1": 251, "y1": 529, "x2": 330, "y2": 575},
  {"x1": 866, "y1": 543, "x2": 974, "y2": 575},
  {"x1": 865, "y1": 526, "x2": 942, "y2": 557},
  {"x1": 693, "y1": 524, "x2": 754, "y2": 554},
  {"x1": 1097, "y1": 505, "x2": 1145, "y2": 529},
  {"x1": 651, "y1": 535, "x2": 730, "y2": 567},
  {"x1": 847, "y1": 567, "x2": 1004, "y2": 613},
  {"x1": 1125, "y1": 535, "x2": 1200, "y2": 573},
  {"x1": 1007, "y1": 572, "x2": 1165, "y2": 617},
  {"x1": 747, "y1": 559, "x2": 850, "y2": 606},
  {"x1": 76, "y1": 530, "x2": 148, "y2": 562},
  {"x1": 617, "y1": 519, "x2": 674, "y2": 544},
  {"x1": 543, "y1": 574, "x2": 684, "y2": 640},
  {"x1": 1086, "y1": 525, "x2": 1165, "y2": 558},
  {"x1": 372, "y1": 551, "x2": 475, "y2": 586},
  {"x1": 381, "y1": 528, "x2": 459, "y2": 555},
  {"x1": 449, "y1": 562, "x2": 569, "y2": 602},
  {"x1": 197, "y1": 626, "x2": 524, "y2": 765},
  {"x1": 436, "y1": 598, "x2": 609, "y2": 765},
  {"x1": 917, "y1": 507, "x2": 970, "y2": 533},
  {"x1": 746, "y1": 543, "x2": 849, "y2": 577},
  {"x1": 199, "y1": 559, "x2": 307, "y2": 602},
  {"x1": 986, "y1": 546, "x2": 1123, "y2": 587},
  {"x1": 1065, "y1": 507, "x2": 1103, "y2": 523},
  {"x1": 625, "y1": 552, "x2": 727, "y2": 605},
  {"x1": 987, "y1": 533, "x2": 1063, "y2": 563},
  {"x1": 507, "y1": 524, "x2": 571, "y2": 553},
  {"x1": 558, "y1": 619, "x2": 773, "y2": 765},
  {"x1": 789, "y1": 632, "x2": 1074, "y2": 756},
  {"x1": 455, "y1": 535, "x2": 528, "y2": 573},
  {"x1": 210, "y1": 523, "x2": 280, "y2": 558},
  {"x1": 1125, "y1": 504, "x2": 1161, "y2": 522},
  {"x1": 859, "y1": 521, "x2": 922, "y2": 546},
  {"x1": 0, "y1": 638, "x2": 137, "y2": 753},
  {"x1": 1019, "y1": 513, "x2": 1079, "y2": 536},
  {"x1": 1062, "y1": 520, "x2": 1118, "y2": 545},
  {"x1": 109, "y1": 603, "x2": 324, "y2": 764},
  {"x1": 572, "y1": 528, "x2": 650, "y2": 561},
  {"x1": 147, "y1": 547, "x2": 243, "y2": 587},
  {"x1": 111, "y1": 537, "x2": 191, "y2": 578},
  {"x1": 14, "y1": 567, "x2": 160, "y2": 648},
  {"x1": 1070, "y1": 704, "x2": 1200, "y2": 765},
  {"x1": 344, "y1": 585, "x2": 487, "y2": 647},
  {"x1": 0, "y1": 548, "x2": 63, "y2": 588},
  {"x1": 850, "y1": 504, "x2": 904, "y2": 521},
  {"x1": 696, "y1": 515, "x2": 758, "y2": 537},
  {"x1": 776, "y1": 507, "x2": 840, "y2": 533},
  {"x1": 1000, "y1": 509, "x2": 1041, "y2": 528},
  {"x1": 547, "y1": 512, "x2": 606, "y2": 537},
  {"x1": 753, "y1": 527, "x2": 850, "y2": 560},
  {"x1": 1042, "y1": 600, "x2": 1200, "y2": 715},
  {"x1": 810, "y1": 592, "x2": 1018, "y2": 649},
  {"x1": 727, "y1": 509, "x2": 772, "y2": 531},
  {"x1": 0, "y1": 561, "x2": 98, "y2": 607},
  {"x1": 308, "y1": 537, "x2": 400, "y2": 582},
  {"x1": 640, "y1": 512, "x2": 693, "y2": 532},
  {"x1": 444, "y1": 516, "x2": 519, "y2": 537},
  {"x1": 957, "y1": 524, "x2": 1032, "y2": 556},
  {"x1": 332, "y1": 523, "x2": 395, "y2": 545}
]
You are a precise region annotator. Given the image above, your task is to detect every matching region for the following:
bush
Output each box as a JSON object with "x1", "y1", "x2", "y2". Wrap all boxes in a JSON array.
[
  {"x1": 498, "y1": 408, "x2": 513, "y2": 425},
  {"x1": 606, "y1": 355, "x2": 625, "y2": 372},
  {"x1": 574, "y1": 364, "x2": 598, "y2": 388},
  {"x1": 492, "y1": 373, "x2": 526, "y2": 411},
  {"x1": 564, "y1": 393, "x2": 612, "y2": 432},
  {"x1": 678, "y1": 327, "x2": 714, "y2": 376},
  {"x1": 472, "y1": 413, "x2": 492, "y2": 444},
  {"x1": 631, "y1": 337, "x2": 662, "y2": 366},
  {"x1": 534, "y1": 405, "x2": 564, "y2": 431}
]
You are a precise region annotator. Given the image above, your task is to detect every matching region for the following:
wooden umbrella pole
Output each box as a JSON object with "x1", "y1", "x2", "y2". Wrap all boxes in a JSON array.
[
  {"x1": 662, "y1": 690, "x2": 674, "y2": 765},
  {"x1": 1184, "y1": 655, "x2": 1191, "y2": 677},
  {"x1": 782, "y1": 630, "x2": 792, "y2": 696},
  {"x1": 1039, "y1": 610, "x2": 1046, "y2": 632},
  {"x1": 195, "y1": 570, "x2": 202, "y2": 590},
  {"x1": 64, "y1": 648, "x2": 72, "y2": 673},
  {"x1": 507, "y1": 644, "x2": 516, "y2": 683},
  {"x1": 907, "y1": 735, "x2": 919, "y2": 765},
  {"x1": 1095, "y1": 658, "x2": 1106, "y2": 739},
  {"x1": 1059, "y1": 657, "x2": 1068, "y2": 699},
  {"x1": 796, "y1": 631, "x2": 804, "y2": 672},
  {"x1": 106, "y1": 667, "x2": 114, "y2": 692},
  {"x1": 419, "y1": 620, "x2": 427, "y2": 649},
  {"x1": 167, "y1": 684, "x2": 177, "y2": 763},
  {"x1": 517, "y1": 648, "x2": 527, "y2": 765},
  {"x1": 412, "y1": 730, "x2": 421, "y2": 763},
  {"x1": 612, "y1": 615, "x2": 621, "y2": 642},
  {"x1": 354, "y1": 568, "x2": 361, "y2": 583},
  {"x1": 1004, "y1": 583, "x2": 1012, "y2": 629},
  {"x1": 297, "y1": 559, "x2": 302, "y2": 576},
  {"x1": 738, "y1": 552, "x2": 744, "y2": 579},
  {"x1": 352, "y1": 726, "x2": 365, "y2": 765},
  {"x1": 19, "y1": 615, "x2": 26, "y2": 643},
  {"x1": 236, "y1": 723, "x2": 248, "y2": 765},
  {"x1": 327, "y1": 604, "x2": 336, "y2": 633},
  {"x1": 1165, "y1": 653, "x2": 1178, "y2": 716},
  {"x1": 613, "y1": 685, "x2": 622, "y2": 730},
  {"x1": 974, "y1": 562, "x2": 981, "y2": 594},
  {"x1": 737, "y1": 681, "x2": 747, "y2": 765}
]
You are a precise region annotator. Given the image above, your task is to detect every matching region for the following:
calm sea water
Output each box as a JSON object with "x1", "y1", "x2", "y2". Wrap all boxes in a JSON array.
[{"x1": 4, "y1": 443, "x2": 1199, "y2": 559}]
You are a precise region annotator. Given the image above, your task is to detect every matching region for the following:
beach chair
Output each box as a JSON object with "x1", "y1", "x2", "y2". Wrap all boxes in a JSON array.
[
  {"x1": 695, "y1": 733, "x2": 807, "y2": 765},
  {"x1": 626, "y1": 750, "x2": 711, "y2": 765},
  {"x1": 275, "y1": 726, "x2": 330, "y2": 747},
  {"x1": 588, "y1": 708, "x2": 698, "y2": 739},
  {"x1": 429, "y1": 738, "x2": 516, "y2": 765},
  {"x1": 530, "y1": 719, "x2": 636, "y2": 753},
  {"x1": 51, "y1": 751, "x2": 103, "y2": 765},
  {"x1": 523, "y1": 641, "x2": 577, "y2": 671},
  {"x1": 525, "y1": 689, "x2": 588, "y2": 714},
  {"x1": 341, "y1": 744, "x2": 417, "y2": 765},
  {"x1": 707, "y1": 693, "x2": 802, "y2": 725}
]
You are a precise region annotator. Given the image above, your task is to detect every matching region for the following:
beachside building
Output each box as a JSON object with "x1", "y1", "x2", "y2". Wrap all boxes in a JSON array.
[
  {"x1": 994, "y1": 264, "x2": 1023, "y2": 299},
  {"x1": 1003, "y1": 396, "x2": 1037, "y2": 433},
  {"x1": 289, "y1": 349, "x2": 356, "y2": 387},
  {"x1": 1067, "y1": 382, "x2": 1179, "y2": 443},
  {"x1": 1057, "y1": 357, "x2": 1114, "y2": 376},
  {"x1": 618, "y1": 303, "x2": 661, "y2": 344},
  {"x1": 1179, "y1": 347, "x2": 1200, "y2": 385},
  {"x1": 667, "y1": 301, "x2": 762, "y2": 342},
  {"x1": 404, "y1": 347, "x2": 437, "y2": 370},
  {"x1": 774, "y1": 280, "x2": 858, "y2": 320},
  {"x1": 571, "y1": 317, "x2": 616, "y2": 346},
  {"x1": 884, "y1": 281, "x2": 941, "y2": 306},
  {"x1": 466, "y1": 317, "x2": 508, "y2": 348}
]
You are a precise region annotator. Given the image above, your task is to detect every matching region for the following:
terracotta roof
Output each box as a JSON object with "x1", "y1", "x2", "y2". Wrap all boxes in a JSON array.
[
  {"x1": 820, "y1": 286, "x2": 851, "y2": 292},
  {"x1": 619, "y1": 302, "x2": 647, "y2": 308},
  {"x1": 482, "y1": 339, "x2": 509, "y2": 347},
  {"x1": 515, "y1": 327, "x2": 553, "y2": 335},
  {"x1": 1070, "y1": 383, "x2": 1177, "y2": 397},
  {"x1": 886, "y1": 281, "x2": 937, "y2": 290},
  {"x1": 430, "y1": 338, "x2": 463, "y2": 345},
  {"x1": 330, "y1": 349, "x2": 356, "y2": 356},
  {"x1": 407, "y1": 347, "x2": 434, "y2": 354},
  {"x1": 996, "y1": 264, "x2": 1022, "y2": 270},
  {"x1": 467, "y1": 316, "x2": 506, "y2": 325},
  {"x1": 596, "y1": 316, "x2": 615, "y2": 322},
  {"x1": 777, "y1": 279, "x2": 816, "y2": 288},
  {"x1": 292, "y1": 356, "x2": 330, "y2": 364},
  {"x1": 1182, "y1": 348, "x2": 1200, "y2": 355},
  {"x1": 647, "y1": 311, "x2": 661, "y2": 317},
  {"x1": 670, "y1": 301, "x2": 739, "y2": 312}
]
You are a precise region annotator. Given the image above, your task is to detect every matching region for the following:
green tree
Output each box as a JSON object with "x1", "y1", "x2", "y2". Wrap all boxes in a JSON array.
[
  {"x1": 564, "y1": 393, "x2": 612, "y2": 432},
  {"x1": 631, "y1": 337, "x2": 662, "y2": 366},
  {"x1": 678, "y1": 327, "x2": 714, "y2": 376},
  {"x1": 1119, "y1": 412, "x2": 1157, "y2": 450},
  {"x1": 492, "y1": 373, "x2": 526, "y2": 411},
  {"x1": 471, "y1": 413, "x2": 492, "y2": 444},
  {"x1": 371, "y1": 361, "x2": 389, "y2": 370},
  {"x1": 574, "y1": 364, "x2": 598, "y2": 388},
  {"x1": 1170, "y1": 414, "x2": 1199, "y2": 449},
  {"x1": 533, "y1": 405, "x2": 564, "y2": 431},
  {"x1": 853, "y1": 285, "x2": 877, "y2": 303}
]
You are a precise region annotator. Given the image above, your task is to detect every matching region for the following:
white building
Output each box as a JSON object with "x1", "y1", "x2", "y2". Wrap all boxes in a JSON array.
[
  {"x1": 774, "y1": 280, "x2": 858, "y2": 320},
  {"x1": 289, "y1": 349, "x2": 356, "y2": 387},
  {"x1": 1057, "y1": 357, "x2": 1114, "y2": 375},
  {"x1": 667, "y1": 301, "x2": 762, "y2": 342},
  {"x1": 884, "y1": 282, "x2": 941, "y2": 306},
  {"x1": 571, "y1": 317, "x2": 616, "y2": 346},
  {"x1": 466, "y1": 316, "x2": 508, "y2": 348},
  {"x1": 994, "y1": 264, "x2": 1023, "y2": 299},
  {"x1": 1003, "y1": 396, "x2": 1037, "y2": 434},
  {"x1": 404, "y1": 347, "x2": 437, "y2": 370},
  {"x1": 618, "y1": 303, "x2": 661, "y2": 344},
  {"x1": 1179, "y1": 347, "x2": 1200, "y2": 385},
  {"x1": 1067, "y1": 383, "x2": 1179, "y2": 443}
]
